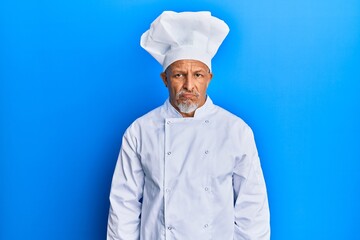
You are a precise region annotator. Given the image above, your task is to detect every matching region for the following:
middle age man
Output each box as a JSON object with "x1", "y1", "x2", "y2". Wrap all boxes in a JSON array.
[{"x1": 107, "y1": 11, "x2": 270, "y2": 240}]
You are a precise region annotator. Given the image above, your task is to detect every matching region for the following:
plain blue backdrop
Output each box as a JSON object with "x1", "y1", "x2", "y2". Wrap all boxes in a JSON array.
[{"x1": 1, "y1": 0, "x2": 359, "y2": 239}]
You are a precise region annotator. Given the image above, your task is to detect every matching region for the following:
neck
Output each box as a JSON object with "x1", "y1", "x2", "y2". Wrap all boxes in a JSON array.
[
  {"x1": 169, "y1": 101, "x2": 196, "y2": 118},
  {"x1": 180, "y1": 111, "x2": 195, "y2": 118},
  {"x1": 170, "y1": 95, "x2": 208, "y2": 118}
]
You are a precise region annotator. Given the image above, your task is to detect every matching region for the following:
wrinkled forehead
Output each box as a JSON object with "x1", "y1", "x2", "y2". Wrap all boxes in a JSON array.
[{"x1": 166, "y1": 60, "x2": 210, "y2": 73}]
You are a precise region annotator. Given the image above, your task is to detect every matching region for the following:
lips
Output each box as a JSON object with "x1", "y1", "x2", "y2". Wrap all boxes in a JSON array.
[
  {"x1": 180, "y1": 93, "x2": 197, "y2": 98},
  {"x1": 176, "y1": 90, "x2": 200, "y2": 101}
]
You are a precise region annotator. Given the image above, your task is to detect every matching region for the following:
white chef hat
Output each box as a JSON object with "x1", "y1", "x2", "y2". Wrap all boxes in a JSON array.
[{"x1": 140, "y1": 11, "x2": 230, "y2": 71}]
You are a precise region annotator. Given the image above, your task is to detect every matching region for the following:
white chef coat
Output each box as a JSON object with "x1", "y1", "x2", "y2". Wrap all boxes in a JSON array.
[{"x1": 107, "y1": 97, "x2": 270, "y2": 240}]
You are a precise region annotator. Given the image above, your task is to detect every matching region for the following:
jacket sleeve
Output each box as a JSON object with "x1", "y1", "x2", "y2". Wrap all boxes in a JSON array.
[
  {"x1": 107, "y1": 126, "x2": 144, "y2": 240},
  {"x1": 233, "y1": 126, "x2": 270, "y2": 240}
]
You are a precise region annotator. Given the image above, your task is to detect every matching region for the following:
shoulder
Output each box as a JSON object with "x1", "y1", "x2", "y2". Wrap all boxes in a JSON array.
[
  {"x1": 213, "y1": 104, "x2": 251, "y2": 131},
  {"x1": 125, "y1": 104, "x2": 165, "y2": 136},
  {"x1": 212, "y1": 105, "x2": 258, "y2": 156},
  {"x1": 135, "y1": 104, "x2": 164, "y2": 125}
]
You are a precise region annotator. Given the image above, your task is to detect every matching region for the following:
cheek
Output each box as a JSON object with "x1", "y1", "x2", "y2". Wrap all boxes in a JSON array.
[
  {"x1": 198, "y1": 83, "x2": 209, "y2": 95},
  {"x1": 169, "y1": 86, "x2": 180, "y2": 98},
  {"x1": 169, "y1": 83, "x2": 183, "y2": 94}
]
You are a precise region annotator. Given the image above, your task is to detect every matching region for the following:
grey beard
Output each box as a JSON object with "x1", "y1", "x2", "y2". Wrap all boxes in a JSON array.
[
  {"x1": 176, "y1": 100, "x2": 199, "y2": 114},
  {"x1": 175, "y1": 89, "x2": 200, "y2": 114}
]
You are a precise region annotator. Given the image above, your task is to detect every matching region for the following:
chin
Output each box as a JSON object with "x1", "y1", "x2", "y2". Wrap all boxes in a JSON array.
[{"x1": 176, "y1": 101, "x2": 199, "y2": 114}]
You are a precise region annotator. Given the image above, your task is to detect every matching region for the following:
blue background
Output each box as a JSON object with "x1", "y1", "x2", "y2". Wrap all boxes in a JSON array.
[{"x1": 1, "y1": 0, "x2": 359, "y2": 239}]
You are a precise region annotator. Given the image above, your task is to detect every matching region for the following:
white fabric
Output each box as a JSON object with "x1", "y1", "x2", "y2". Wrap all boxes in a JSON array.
[
  {"x1": 107, "y1": 97, "x2": 270, "y2": 240},
  {"x1": 140, "y1": 11, "x2": 230, "y2": 71}
]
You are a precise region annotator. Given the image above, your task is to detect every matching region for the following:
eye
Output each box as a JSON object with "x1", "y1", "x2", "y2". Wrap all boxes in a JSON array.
[
  {"x1": 174, "y1": 73, "x2": 183, "y2": 78},
  {"x1": 195, "y1": 73, "x2": 204, "y2": 78}
]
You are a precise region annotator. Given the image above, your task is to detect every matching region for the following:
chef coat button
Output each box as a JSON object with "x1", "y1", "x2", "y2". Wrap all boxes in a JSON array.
[
  {"x1": 204, "y1": 224, "x2": 209, "y2": 228},
  {"x1": 167, "y1": 226, "x2": 173, "y2": 230},
  {"x1": 167, "y1": 121, "x2": 171, "y2": 124},
  {"x1": 167, "y1": 152, "x2": 171, "y2": 155},
  {"x1": 166, "y1": 188, "x2": 171, "y2": 193},
  {"x1": 205, "y1": 187, "x2": 209, "y2": 191},
  {"x1": 205, "y1": 120, "x2": 209, "y2": 123},
  {"x1": 205, "y1": 150, "x2": 209, "y2": 154}
]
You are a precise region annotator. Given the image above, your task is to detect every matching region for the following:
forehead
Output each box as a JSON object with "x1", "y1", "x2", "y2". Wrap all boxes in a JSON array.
[{"x1": 168, "y1": 60, "x2": 209, "y2": 72}]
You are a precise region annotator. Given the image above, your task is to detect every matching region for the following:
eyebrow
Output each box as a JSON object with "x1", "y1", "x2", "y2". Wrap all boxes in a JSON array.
[{"x1": 170, "y1": 68, "x2": 207, "y2": 73}]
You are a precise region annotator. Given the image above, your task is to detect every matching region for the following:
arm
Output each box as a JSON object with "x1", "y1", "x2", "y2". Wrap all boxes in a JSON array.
[
  {"x1": 233, "y1": 126, "x2": 270, "y2": 240},
  {"x1": 107, "y1": 126, "x2": 144, "y2": 240}
]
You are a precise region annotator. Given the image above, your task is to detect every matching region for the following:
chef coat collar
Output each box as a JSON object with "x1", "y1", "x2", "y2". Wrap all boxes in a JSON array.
[{"x1": 164, "y1": 96, "x2": 216, "y2": 119}]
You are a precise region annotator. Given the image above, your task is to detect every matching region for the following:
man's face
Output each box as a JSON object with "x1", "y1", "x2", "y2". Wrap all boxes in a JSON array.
[{"x1": 161, "y1": 60, "x2": 213, "y2": 117}]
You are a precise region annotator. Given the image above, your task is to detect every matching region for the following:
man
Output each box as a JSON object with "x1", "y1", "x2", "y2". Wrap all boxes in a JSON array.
[{"x1": 107, "y1": 11, "x2": 270, "y2": 240}]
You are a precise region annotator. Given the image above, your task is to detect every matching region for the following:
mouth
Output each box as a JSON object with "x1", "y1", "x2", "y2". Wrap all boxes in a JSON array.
[
  {"x1": 179, "y1": 93, "x2": 197, "y2": 99},
  {"x1": 175, "y1": 90, "x2": 200, "y2": 104}
]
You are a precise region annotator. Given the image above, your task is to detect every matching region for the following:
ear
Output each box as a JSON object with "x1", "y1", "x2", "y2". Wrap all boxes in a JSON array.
[
  {"x1": 206, "y1": 72, "x2": 213, "y2": 87},
  {"x1": 160, "y1": 72, "x2": 168, "y2": 87}
]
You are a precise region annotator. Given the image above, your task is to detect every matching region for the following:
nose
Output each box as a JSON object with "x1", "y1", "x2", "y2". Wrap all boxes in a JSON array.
[{"x1": 183, "y1": 75, "x2": 195, "y2": 91}]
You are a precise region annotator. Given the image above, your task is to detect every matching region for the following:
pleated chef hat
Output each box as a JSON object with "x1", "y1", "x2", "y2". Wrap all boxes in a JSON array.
[{"x1": 140, "y1": 11, "x2": 230, "y2": 71}]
